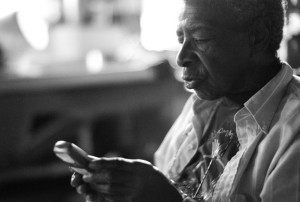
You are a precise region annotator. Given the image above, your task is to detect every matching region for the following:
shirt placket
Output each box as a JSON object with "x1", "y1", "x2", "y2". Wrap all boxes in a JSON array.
[
  {"x1": 212, "y1": 148, "x2": 246, "y2": 202},
  {"x1": 212, "y1": 110, "x2": 260, "y2": 202}
]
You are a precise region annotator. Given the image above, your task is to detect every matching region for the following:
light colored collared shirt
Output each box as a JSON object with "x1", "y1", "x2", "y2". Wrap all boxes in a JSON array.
[{"x1": 155, "y1": 63, "x2": 300, "y2": 202}]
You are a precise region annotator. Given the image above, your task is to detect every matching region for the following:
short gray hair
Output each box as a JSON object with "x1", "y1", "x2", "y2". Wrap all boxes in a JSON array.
[{"x1": 207, "y1": 0, "x2": 288, "y2": 54}]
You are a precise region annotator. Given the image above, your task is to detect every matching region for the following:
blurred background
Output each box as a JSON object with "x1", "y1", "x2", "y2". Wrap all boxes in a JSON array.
[{"x1": 0, "y1": 0, "x2": 299, "y2": 201}]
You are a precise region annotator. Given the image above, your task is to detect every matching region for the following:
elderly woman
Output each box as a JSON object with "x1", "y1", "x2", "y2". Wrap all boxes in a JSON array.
[{"x1": 71, "y1": 0, "x2": 300, "y2": 201}]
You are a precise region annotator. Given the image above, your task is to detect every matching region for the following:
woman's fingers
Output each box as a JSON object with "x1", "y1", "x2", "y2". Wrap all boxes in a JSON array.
[
  {"x1": 88, "y1": 157, "x2": 151, "y2": 172},
  {"x1": 71, "y1": 172, "x2": 83, "y2": 187},
  {"x1": 83, "y1": 169, "x2": 132, "y2": 184},
  {"x1": 76, "y1": 184, "x2": 89, "y2": 195},
  {"x1": 90, "y1": 182, "x2": 136, "y2": 195},
  {"x1": 85, "y1": 192, "x2": 106, "y2": 202},
  {"x1": 89, "y1": 157, "x2": 132, "y2": 172},
  {"x1": 76, "y1": 158, "x2": 168, "y2": 201}
]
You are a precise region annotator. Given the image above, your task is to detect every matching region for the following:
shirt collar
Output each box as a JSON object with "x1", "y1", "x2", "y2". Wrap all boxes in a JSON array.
[{"x1": 236, "y1": 62, "x2": 293, "y2": 134}]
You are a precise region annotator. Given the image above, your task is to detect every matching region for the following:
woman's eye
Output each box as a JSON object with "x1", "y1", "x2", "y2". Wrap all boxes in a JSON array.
[
  {"x1": 194, "y1": 38, "x2": 210, "y2": 44},
  {"x1": 178, "y1": 37, "x2": 184, "y2": 44}
]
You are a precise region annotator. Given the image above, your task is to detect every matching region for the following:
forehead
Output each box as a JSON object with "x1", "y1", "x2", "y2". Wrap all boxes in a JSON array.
[{"x1": 178, "y1": 0, "x2": 233, "y2": 31}]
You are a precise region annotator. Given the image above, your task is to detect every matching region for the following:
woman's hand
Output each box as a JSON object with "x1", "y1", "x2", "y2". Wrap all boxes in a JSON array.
[
  {"x1": 71, "y1": 157, "x2": 182, "y2": 202},
  {"x1": 71, "y1": 172, "x2": 106, "y2": 202}
]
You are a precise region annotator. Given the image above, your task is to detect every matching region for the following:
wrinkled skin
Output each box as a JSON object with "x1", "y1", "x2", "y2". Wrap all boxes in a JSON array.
[
  {"x1": 176, "y1": 0, "x2": 278, "y2": 103},
  {"x1": 71, "y1": 157, "x2": 182, "y2": 202},
  {"x1": 70, "y1": 0, "x2": 279, "y2": 201}
]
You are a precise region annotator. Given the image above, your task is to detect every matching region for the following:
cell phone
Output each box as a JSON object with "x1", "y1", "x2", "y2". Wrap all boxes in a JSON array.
[{"x1": 53, "y1": 140, "x2": 91, "y2": 175}]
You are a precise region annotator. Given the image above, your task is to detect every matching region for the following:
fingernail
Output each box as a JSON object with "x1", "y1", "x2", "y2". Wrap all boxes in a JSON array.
[
  {"x1": 86, "y1": 194, "x2": 94, "y2": 202},
  {"x1": 83, "y1": 173, "x2": 92, "y2": 181}
]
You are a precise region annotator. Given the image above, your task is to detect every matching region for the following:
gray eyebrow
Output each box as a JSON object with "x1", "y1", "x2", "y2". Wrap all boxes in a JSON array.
[{"x1": 176, "y1": 23, "x2": 215, "y2": 38}]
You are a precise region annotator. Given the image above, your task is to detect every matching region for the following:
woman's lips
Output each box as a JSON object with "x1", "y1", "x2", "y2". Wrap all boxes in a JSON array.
[
  {"x1": 182, "y1": 74, "x2": 206, "y2": 81},
  {"x1": 182, "y1": 77, "x2": 205, "y2": 89},
  {"x1": 185, "y1": 80, "x2": 201, "y2": 89}
]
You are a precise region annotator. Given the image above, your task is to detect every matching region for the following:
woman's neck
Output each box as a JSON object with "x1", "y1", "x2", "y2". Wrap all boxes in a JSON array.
[{"x1": 226, "y1": 57, "x2": 282, "y2": 105}]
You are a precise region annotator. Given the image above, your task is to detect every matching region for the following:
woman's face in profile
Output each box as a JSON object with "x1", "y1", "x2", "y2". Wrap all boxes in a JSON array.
[{"x1": 176, "y1": 0, "x2": 253, "y2": 100}]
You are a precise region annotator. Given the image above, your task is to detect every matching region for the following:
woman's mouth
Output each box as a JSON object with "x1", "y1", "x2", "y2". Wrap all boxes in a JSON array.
[
  {"x1": 185, "y1": 80, "x2": 199, "y2": 89},
  {"x1": 181, "y1": 71, "x2": 207, "y2": 89},
  {"x1": 182, "y1": 77, "x2": 205, "y2": 89}
]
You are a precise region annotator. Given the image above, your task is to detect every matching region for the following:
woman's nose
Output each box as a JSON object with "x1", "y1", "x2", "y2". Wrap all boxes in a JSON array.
[{"x1": 176, "y1": 40, "x2": 194, "y2": 68}]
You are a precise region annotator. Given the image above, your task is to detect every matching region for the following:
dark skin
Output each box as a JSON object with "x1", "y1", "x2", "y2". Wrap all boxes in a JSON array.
[
  {"x1": 71, "y1": 158, "x2": 183, "y2": 202},
  {"x1": 177, "y1": 0, "x2": 281, "y2": 105},
  {"x1": 71, "y1": 0, "x2": 281, "y2": 201},
  {"x1": 226, "y1": 58, "x2": 281, "y2": 105}
]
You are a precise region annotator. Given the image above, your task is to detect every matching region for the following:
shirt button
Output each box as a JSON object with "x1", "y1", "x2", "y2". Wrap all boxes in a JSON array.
[
  {"x1": 262, "y1": 125, "x2": 267, "y2": 131},
  {"x1": 185, "y1": 124, "x2": 193, "y2": 133},
  {"x1": 188, "y1": 144, "x2": 196, "y2": 150}
]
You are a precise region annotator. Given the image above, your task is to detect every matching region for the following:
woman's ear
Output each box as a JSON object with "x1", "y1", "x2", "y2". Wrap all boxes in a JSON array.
[{"x1": 249, "y1": 17, "x2": 271, "y2": 54}]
